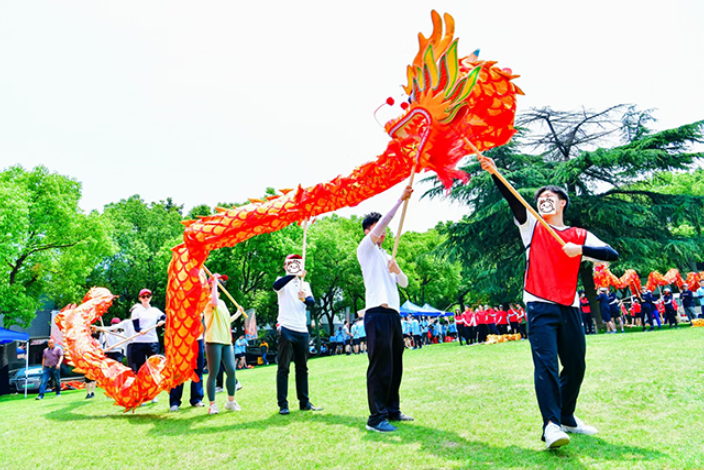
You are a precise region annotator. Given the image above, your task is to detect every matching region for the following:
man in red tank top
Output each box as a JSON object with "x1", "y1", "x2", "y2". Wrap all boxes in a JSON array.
[{"x1": 479, "y1": 155, "x2": 619, "y2": 449}]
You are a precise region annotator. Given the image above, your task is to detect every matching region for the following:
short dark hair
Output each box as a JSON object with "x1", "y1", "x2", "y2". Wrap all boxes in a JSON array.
[
  {"x1": 534, "y1": 185, "x2": 570, "y2": 212},
  {"x1": 362, "y1": 212, "x2": 382, "y2": 231}
]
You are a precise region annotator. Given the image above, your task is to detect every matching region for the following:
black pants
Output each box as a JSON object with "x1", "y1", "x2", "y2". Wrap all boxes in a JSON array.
[
  {"x1": 488, "y1": 324, "x2": 500, "y2": 335},
  {"x1": 131, "y1": 342, "x2": 159, "y2": 372},
  {"x1": 277, "y1": 326, "x2": 310, "y2": 410},
  {"x1": 413, "y1": 334, "x2": 422, "y2": 348},
  {"x1": 664, "y1": 309, "x2": 678, "y2": 327},
  {"x1": 581, "y1": 311, "x2": 594, "y2": 334},
  {"x1": 365, "y1": 307, "x2": 404, "y2": 426},
  {"x1": 497, "y1": 324, "x2": 508, "y2": 335},
  {"x1": 527, "y1": 302, "x2": 585, "y2": 434},
  {"x1": 510, "y1": 322, "x2": 520, "y2": 336},
  {"x1": 170, "y1": 339, "x2": 205, "y2": 407},
  {"x1": 456, "y1": 325, "x2": 465, "y2": 344},
  {"x1": 465, "y1": 326, "x2": 477, "y2": 344},
  {"x1": 477, "y1": 324, "x2": 488, "y2": 343},
  {"x1": 106, "y1": 351, "x2": 124, "y2": 364}
]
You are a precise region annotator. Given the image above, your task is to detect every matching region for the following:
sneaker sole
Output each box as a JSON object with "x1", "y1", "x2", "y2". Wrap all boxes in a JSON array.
[
  {"x1": 546, "y1": 436, "x2": 570, "y2": 449},
  {"x1": 366, "y1": 425, "x2": 395, "y2": 433}
]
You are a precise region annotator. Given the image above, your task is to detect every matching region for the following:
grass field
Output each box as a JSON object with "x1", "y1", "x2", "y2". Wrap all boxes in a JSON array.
[{"x1": 2, "y1": 327, "x2": 703, "y2": 469}]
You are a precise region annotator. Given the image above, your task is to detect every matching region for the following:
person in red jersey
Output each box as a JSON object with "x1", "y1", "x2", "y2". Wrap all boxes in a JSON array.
[
  {"x1": 578, "y1": 291, "x2": 595, "y2": 335},
  {"x1": 464, "y1": 307, "x2": 477, "y2": 345},
  {"x1": 479, "y1": 154, "x2": 619, "y2": 449},
  {"x1": 455, "y1": 308, "x2": 467, "y2": 346},
  {"x1": 485, "y1": 305, "x2": 499, "y2": 336},
  {"x1": 496, "y1": 305, "x2": 509, "y2": 335},
  {"x1": 475, "y1": 306, "x2": 488, "y2": 344}
]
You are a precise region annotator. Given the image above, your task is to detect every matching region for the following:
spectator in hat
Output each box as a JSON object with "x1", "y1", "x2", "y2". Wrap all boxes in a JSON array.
[
  {"x1": 130, "y1": 288, "x2": 165, "y2": 402},
  {"x1": 99, "y1": 317, "x2": 128, "y2": 365}
]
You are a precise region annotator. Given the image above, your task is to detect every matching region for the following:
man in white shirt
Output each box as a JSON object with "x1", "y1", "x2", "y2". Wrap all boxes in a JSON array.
[
  {"x1": 273, "y1": 255, "x2": 322, "y2": 415},
  {"x1": 357, "y1": 185, "x2": 413, "y2": 433}
]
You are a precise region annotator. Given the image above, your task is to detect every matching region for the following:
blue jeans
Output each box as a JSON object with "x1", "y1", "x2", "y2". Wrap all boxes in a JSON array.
[
  {"x1": 526, "y1": 302, "x2": 585, "y2": 434},
  {"x1": 169, "y1": 339, "x2": 205, "y2": 407},
  {"x1": 38, "y1": 367, "x2": 61, "y2": 398}
]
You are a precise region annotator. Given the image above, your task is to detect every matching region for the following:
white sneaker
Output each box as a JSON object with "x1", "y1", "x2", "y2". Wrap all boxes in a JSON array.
[
  {"x1": 208, "y1": 403, "x2": 219, "y2": 415},
  {"x1": 192, "y1": 401, "x2": 205, "y2": 408},
  {"x1": 236, "y1": 381, "x2": 243, "y2": 391},
  {"x1": 225, "y1": 400, "x2": 241, "y2": 411},
  {"x1": 215, "y1": 386, "x2": 224, "y2": 394},
  {"x1": 544, "y1": 422, "x2": 570, "y2": 449},
  {"x1": 169, "y1": 405, "x2": 179, "y2": 412},
  {"x1": 151, "y1": 397, "x2": 159, "y2": 403},
  {"x1": 562, "y1": 416, "x2": 598, "y2": 435}
]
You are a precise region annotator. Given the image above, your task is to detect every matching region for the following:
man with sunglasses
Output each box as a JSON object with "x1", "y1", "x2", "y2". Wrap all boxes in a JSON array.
[{"x1": 131, "y1": 288, "x2": 165, "y2": 402}]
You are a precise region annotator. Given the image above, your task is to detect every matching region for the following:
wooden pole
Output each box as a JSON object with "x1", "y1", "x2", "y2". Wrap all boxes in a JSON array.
[
  {"x1": 202, "y1": 265, "x2": 249, "y2": 319},
  {"x1": 462, "y1": 137, "x2": 566, "y2": 247},
  {"x1": 103, "y1": 322, "x2": 163, "y2": 353},
  {"x1": 391, "y1": 162, "x2": 418, "y2": 260},
  {"x1": 301, "y1": 219, "x2": 309, "y2": 283}
]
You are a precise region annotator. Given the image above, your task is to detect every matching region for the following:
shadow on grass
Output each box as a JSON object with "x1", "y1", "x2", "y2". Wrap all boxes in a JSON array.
[{"x1": 45, "y1": 403, "x2": 667, "y2": 468}]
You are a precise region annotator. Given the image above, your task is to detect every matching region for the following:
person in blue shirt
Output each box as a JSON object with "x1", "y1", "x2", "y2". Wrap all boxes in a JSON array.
[
  {"x1": 680, "y1": 284, "x2": 696, "y2": 322},
  {"x1": 641, "y1": 288, "x2": 661, "y2": 331},
  {"x1": 433, "y1": 321, "x2": 444, "y2": 343},
  {"x1": 447, "y1": 320, "x2": 457, "y2": 341},
  {"x1": 608, "y1": 292, "x2": 625, "y2": 333},
  {"x1": 335, "y1": 327, "x2": 346, "y2": 355},
  {"x1": 351, "y1": 320, "x2": 361, "y2": 354},
  {"x1": 410, "y1": 316, "x2": 422, "y2": 349},
  {"x1": 421, "y1": 319, "x2": 429, "y2": 346},
  {"x1": 328, "y1": 334, "x2": 338, "y2": 356},
  {"x1": 402, "y1": 316, "x2": 413, "y2": 348},
  {"x1": 357, "y1": 317, "x2": 367, "y2": 353},
  {"x1": 596, "y1": 288, "x2": 615, "y2": 334},
  {"x1": 697, "y1": 279, "x2": 704, "y2": 319},
  {"x1": 234, "y1": 335, "x2": 248, "y2": 369}
]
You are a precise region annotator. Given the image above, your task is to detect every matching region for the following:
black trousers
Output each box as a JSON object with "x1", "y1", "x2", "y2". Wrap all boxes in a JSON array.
[
  {"x1": 497, "y1": 324, "x2": 508, "y2": 335},
  {"x1": 277, "y1": 326, "x2": 310, "y2": 409},
  {"x1": 477, "y1": 324, "x2": 488, "y2": 343},
  {"x1": 466, "y1": 325, "x2": 476, "y2": 343},
  {"x1": 169, "y1": 339, "x2": 205, "y2": 407},
  {"x1": 131, "y1": 342, "x2": 159, "y2": 372},
  {"x1": 527, "y1": 302, "x2": 585, "y2": 434},
  {"x1": 456, "y1": 325, "x2": 465, "y2": 344},
  {"x1": 365, "y1": 307, "x2": 404, "y2": 426},
  {"x1": 413, "y1": 334, "x2": 422, "y2": 348},
  {"x1": 581, "y1": 311, "x2": 594, "y2": 334},
  {"x1": 510, "y1": 322, "x2": 520, "y2": 336}
]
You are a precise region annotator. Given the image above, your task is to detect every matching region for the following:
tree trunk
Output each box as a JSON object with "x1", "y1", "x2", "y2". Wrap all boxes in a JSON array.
[{"x1": 579, "y1": 262, "x2": 601, "y2": 329}]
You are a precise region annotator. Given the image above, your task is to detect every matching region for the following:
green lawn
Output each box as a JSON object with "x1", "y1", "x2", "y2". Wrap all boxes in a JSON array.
[{"x1": 2, "y1": 327, "x2": 703, "y2": 469}]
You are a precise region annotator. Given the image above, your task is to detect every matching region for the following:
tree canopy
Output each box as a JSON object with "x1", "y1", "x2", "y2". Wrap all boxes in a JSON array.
[
  {"x1": 427, "y1": 106, "x2": 704, "y2": 311},
  {"x1": 0, "y1": 166, "x2": 113, "y2": 327}
]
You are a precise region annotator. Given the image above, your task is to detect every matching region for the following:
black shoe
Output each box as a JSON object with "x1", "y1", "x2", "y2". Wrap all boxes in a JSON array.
[
  {"x1": 279, "y1": 408, "x2": 290, "y2": 415},
  {"x1": 389, "y1": 412, "x2": 414, "y2": 422},
  {"x1": 300, "y1": 403, "x2": 323, "y2": 411}
]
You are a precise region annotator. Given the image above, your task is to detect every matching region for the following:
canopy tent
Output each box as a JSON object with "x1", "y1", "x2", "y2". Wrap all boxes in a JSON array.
[
  {"x1": 0, "y1": 327, "x2": 29, "y2": 345},
  {"x1": 0, "y1": 327, "x2": 30, "y2": 398},
  {"x1": 399, "y1": 301, "x2": 452, "y2": 318},
  {"x1": 421, "y1": 303, "x2": 453, "y2": 317}
]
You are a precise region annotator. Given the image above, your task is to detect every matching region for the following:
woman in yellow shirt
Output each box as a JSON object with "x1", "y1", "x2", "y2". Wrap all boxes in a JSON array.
[{"x1": 204, "y1": 274, "x2": 244, "y2": 415}]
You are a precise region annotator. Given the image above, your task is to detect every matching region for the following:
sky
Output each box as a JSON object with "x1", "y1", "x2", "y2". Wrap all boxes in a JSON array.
[{"x1": 1, "y1": 0, "x2": 703, "y2": 233}]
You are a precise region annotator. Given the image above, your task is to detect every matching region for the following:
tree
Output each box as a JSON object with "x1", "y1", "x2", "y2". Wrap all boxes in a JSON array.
[
  {"x1": 88, "y1": 195, "x2": 184, "y2": 316},
  {"x1": 427, "y1": 106, "x2": 704, "y2": 319},
  {"x1": 0, "y1": 165, "x2": 113, "y2": 328},
  {"x1": 394, "y1": 228, "x2": 461, "y2": 310},
  {"x1": 306, "y1": 215, "x2": 365, "y2": 338}
]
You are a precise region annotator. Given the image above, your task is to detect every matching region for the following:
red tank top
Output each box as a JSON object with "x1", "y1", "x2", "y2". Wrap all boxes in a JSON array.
[
  {"x1": 579, "y1": 297, "x2": 591, "y2": 313},
  {"x1": 524, "y1": 222, "x2": 587, "y2": 306}
]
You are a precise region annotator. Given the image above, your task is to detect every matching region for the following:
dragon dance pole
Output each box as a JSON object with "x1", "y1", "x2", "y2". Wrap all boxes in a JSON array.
[
  {"x1": 202, "y1": 265, "x2": 248, "y2": 320},
  {"x1": 463, "y1": 137, "x2": 566, "y2": 247},
  {"x1": 301, "y1": 219, "x2": 309, "y2": 283},
  {"x1": 103, "y1": 322, "x2": 163, "y2": 353},
  {"x1": 391, "y1": 156, "x2": 419, "y2": 261}
]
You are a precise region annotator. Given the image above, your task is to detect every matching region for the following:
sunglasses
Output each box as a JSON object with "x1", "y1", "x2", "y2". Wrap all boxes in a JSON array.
[{"x1": 140, "y1": 295, "x2": 152, "y2": 299}]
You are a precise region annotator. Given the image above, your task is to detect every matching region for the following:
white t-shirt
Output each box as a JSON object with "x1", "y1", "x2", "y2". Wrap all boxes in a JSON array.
[
  {"x1": 276, "y1": 276, "x2": 312, "y2": 333},
  {"x1": 357, "y1": 234, "x2": 401, "y2": 313},
  {"x1": 130, "y1": 304, "x2": 163, "y2": 343},
  {"x1": 518, "y1": 213, "x2": 606, "y2": 308}
]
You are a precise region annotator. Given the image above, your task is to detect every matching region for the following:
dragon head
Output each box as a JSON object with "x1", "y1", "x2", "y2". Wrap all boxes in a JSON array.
[{"x1": 385, "y1": 10, "x2": 523, "y2": 188}]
